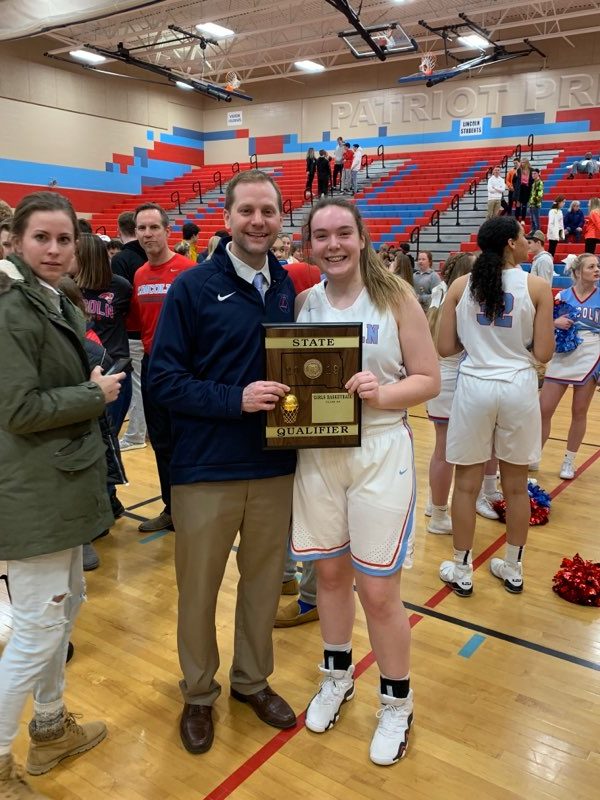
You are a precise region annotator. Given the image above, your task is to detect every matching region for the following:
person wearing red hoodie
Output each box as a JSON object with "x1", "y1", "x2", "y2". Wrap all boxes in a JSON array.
[{"x1": 128, "y1": 203, "x2": 195, "y2": 533}]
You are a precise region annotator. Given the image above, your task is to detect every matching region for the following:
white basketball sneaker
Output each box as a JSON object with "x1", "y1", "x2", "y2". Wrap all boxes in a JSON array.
[
  {"x1": 440, "y1": 559, "x2": 473, "y2": 596},
  {"x1": 476, "y1": 491, "x2": 501, "y2": 520},
  {"x1": 427, "y1": 511, "x2": 452, "y2": 535},
  {"x1": 490, "y1": 558, "x2": 524, "y2": 593},
  {"x1": 559, "y1": 459, "x2": 575, "y2": 480},
  {"x1": 369, "y1": 690, "x2": 414, "y2": 766},
  {"x1": 305, "y1": 664, "x2": 355, "y2": 733}
]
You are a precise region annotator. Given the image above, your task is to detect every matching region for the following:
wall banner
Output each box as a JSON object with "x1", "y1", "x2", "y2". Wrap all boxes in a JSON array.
[
  {"x1": 227, "y1": 110, "x2": 243, "y2": 127},
  {"x1": 459, "y1": 118, "x2": 483, "y2": 136}
]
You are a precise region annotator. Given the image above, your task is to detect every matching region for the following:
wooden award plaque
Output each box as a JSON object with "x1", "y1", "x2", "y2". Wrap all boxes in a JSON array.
[{"x1": 263, "y1": 323, "x2": 362, "y2": 449}]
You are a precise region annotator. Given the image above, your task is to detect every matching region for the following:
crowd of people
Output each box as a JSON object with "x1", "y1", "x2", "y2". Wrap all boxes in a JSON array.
[{"x1": 0, "y1": 162, "x2": 598, "y2": 799}]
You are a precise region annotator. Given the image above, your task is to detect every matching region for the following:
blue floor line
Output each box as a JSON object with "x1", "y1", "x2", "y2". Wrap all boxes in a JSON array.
[{"x1": 458, "y1": 633, "x2": 486, "y2": 658}]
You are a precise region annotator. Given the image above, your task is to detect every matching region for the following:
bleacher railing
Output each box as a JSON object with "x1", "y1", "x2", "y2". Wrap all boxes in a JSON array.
[
  {"x1": 283, "y1": 199, "x2": 294, "y2": 227},
  {"x1": 192, "y1": 181, "x2": 203, "y2": 204},
  {"x1": 377, "y1": 144, "x2": 385, "y2": 169},
  {"x1": 450, "y1": 193, "x2": 461, "y2": 226},
  {"x1": 213, "y1": 171, "x2": 223, "y2": 194},
  {"x1": 170, "y1": 191, "x2": 182, "y2": 215},
  {"x1": 528, "y1": 134, "x2": 535, "y2": 162},
  {"x1": 95, "y1": 225, "x2": 107, "y2": 235},
  {"x1": 232, "y1": 162, "x2": 240, "y2": 174},
  {"x1": 361, "y1": 154, "x2": 370, "y2": 179},
  {"x1": 468, "y1": 179, "x2": 479, "y2": 211},
  {"x1": 250, "y1": 154, "x2": 258, "y2": 169},
  {"x1": 409, "y1": 225, "x2": 420, "y2": 258},
  {"x1": 429, "y1": 209, "x2": 441, "y2": 243}
]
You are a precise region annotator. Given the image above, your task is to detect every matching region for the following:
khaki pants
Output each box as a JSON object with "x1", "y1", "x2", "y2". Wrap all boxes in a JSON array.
[
  {"x1": 487, "y1": 199, "x2": 501, "y2": 219},
  {"x1": 173, "y1": 474, "x2": 293, "y2": 705}
]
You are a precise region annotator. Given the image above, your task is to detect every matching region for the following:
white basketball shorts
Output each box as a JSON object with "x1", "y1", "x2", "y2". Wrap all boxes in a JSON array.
[
  {"x1": 427, "y1": 361, "x2": 459, "y2": 422},
  {"x1": 290, "y1": 420, "x2": 416, "y2": 576},
  {"x1": 446, "y1": 368, "x2": 541, "y2": 465}
]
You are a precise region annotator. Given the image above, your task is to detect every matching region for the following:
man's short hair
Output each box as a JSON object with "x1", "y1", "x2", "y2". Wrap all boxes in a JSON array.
[
  {"x1": 117, "y1": 211, "x2": 136, "y2": 237},
  {"x1": 182, "y1": 222, "x2": 200, "y2": 240},
  {"x1": 213, "y1": 229, "x2": 229, "y2": 238},
  {"x1": 224, "y1": 170, "x2": 282, "y2": 212},
  {"x1": 77, "y1": 218, "x2": 93, "y2": 234},
  {"x1": 134, "y1": 202, "x2": 170, "y2": 228}
]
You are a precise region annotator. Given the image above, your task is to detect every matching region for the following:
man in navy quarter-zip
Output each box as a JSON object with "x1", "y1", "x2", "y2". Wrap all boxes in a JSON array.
[{"x1": 149, "y1": 171, "x2": 297, "y2": 755}]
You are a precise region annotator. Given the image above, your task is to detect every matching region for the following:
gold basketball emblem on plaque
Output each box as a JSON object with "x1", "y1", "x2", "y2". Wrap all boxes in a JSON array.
[
  {"x1": 281, "y1": 393, "x2": 299, "y2": 424},
  {"x1": 303, "y1": 358, "x2": 323, "y2": 379}
]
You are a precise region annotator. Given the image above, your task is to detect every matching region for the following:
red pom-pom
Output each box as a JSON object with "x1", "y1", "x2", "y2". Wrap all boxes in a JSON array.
[
  {"x1": 552, "y1": 554, "x2": 600, "y2": 607},
  {"x1": 491, "y1": 498, "x2": 549, "y2": 526}
]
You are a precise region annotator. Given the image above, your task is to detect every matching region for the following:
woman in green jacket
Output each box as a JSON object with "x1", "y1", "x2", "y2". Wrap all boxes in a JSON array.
[{"x1": 0, "y1": 192, "x2": 125, "y2": 798}]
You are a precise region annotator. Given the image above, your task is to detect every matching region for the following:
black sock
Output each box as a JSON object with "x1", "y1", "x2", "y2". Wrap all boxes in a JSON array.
[
  {"x1": 380, "y1": 675, "x2": 410, "y2": 699},
  {"x1": 323, "y1": 648, "x2": 352, "y2": 671}
]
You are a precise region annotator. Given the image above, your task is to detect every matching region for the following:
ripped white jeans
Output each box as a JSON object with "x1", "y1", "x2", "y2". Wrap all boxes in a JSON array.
[{"x1": 0, "y1": 547, "x2": 84, "y2": 752}]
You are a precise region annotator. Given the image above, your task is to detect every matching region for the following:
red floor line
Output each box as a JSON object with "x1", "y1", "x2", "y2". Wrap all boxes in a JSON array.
[{"x1": 202, "y1": 447, "x2": 600, "y2": 800}]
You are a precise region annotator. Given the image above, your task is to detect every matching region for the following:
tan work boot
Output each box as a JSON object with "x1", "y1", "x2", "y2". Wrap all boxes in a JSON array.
[
  {"x1": 0, "y1": 753, "x2": 49, "y2": 799},
  {"x1": 26, "y1": 712, "x2": 106, "y2": 776}
]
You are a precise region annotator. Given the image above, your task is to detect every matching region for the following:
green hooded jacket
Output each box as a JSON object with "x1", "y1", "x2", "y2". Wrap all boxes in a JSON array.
[{"x1": 0, "y1": 255, "x2": 113, "y2": 560}]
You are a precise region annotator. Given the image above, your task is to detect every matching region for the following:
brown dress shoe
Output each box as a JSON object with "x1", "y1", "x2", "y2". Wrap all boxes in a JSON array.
[
  {"x1": 138, "y1": 511, "x2": 173, "y2": 533},
  {"x1": 230, "y1": 685, "x2": 296, "y2": 729},
  {"x1": 180, "y1": 704, "x2": 214, "y2": 754}
]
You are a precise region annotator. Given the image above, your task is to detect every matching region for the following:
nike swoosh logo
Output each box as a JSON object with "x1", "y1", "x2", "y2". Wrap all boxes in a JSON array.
[
  {"x1": 399, "y1": 468, "x2": 408, "y2": 475},
  {"x1": 217, "y1": 292, "x2": 236, "y2": 302}
]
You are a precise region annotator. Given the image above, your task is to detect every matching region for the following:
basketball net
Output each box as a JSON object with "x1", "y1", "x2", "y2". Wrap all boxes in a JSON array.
[
  {"x1": 224, "y1": 70, "x2": 241, "y2": 91},
  {"x1": 419, "y1": 52, "x2": 437, "y2": 77}
]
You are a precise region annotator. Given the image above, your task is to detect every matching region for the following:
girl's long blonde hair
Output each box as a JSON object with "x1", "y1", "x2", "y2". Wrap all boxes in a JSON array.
[{"x1": 303, "y1": 198, "x2": 411, "y2": 311}]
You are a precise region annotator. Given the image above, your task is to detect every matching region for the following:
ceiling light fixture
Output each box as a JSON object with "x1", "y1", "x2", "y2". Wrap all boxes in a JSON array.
[
  {"x1": 458, "y1": 33, "x2": 491, "y2": 49},
  {"x1": 294, "y1": 60, "x2": 325, "y2": 73},
  {"x1": 196, "y1": 22, "x2": 234, "y2": 38},
  {"x1": 175, "y1": 80, "x2": 194, "y2": 90},
  {"x1": 70, "y1": 49, "x2": 106, "y2": 64}
]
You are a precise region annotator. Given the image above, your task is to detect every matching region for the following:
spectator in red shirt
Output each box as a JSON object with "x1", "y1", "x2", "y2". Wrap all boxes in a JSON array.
[
  {"x1": 128, "y1": 203, "x2": 195, "y2": 532},
  {"x1": 341, "y1": 142, "x2": 354, "y2": 194}
]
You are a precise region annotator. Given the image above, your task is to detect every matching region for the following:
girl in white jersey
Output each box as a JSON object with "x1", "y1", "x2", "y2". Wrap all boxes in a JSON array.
[
  {"x1": 438, "y1": 216, "x2": 554, "y2": 597},
  {"x1": 426, "y1": 253, "x2": 503, "y2": 533},
  {"x1": 538, "y1": 253, "x2": 600, "y2": 479},
  {"x1": 290, "y1": 199, "x2": 439, "y2": 765}
]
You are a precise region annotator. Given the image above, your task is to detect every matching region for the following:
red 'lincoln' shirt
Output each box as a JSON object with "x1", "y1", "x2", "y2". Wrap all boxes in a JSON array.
[{"x1": 128, "y1": 253, "x2": 195, "y2": 353}]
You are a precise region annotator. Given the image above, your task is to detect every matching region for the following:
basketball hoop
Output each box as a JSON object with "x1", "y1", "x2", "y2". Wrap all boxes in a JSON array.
[
  {"x1": 419, "y1": 52, "x2": 437, "y2": 76},
  {"x1": 224, "y1": 70, "x2": 241, "y2": 91},
  {"x1": 374, "y1": 27, "x2": 394, "y2": 48}
]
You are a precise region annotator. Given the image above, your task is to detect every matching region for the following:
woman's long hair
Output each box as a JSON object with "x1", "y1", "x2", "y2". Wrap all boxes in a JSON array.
[
  {"x1": 392, "y1": 252, "x2": 414, "y2": 286},
  {"x1": 471, "y1": 216, "x2": 521, "y2": 322},
  {"x1": 75, "y1": 233, "x2": 112, "y2": 291},
  {"x1": 428, "y1": 252, "x2": 474, "y2": 349},
  {"x1": 302, "y1": 197, "x2": 410, "y2": 311}
]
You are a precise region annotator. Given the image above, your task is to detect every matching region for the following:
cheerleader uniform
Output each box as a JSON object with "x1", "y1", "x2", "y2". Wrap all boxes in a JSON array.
[
  {"x1": 544, "y1": 286, "x2": 600, "y2": 385},
  {"x1": 290, "y1": 282, "x2": 415, "y2": 575}
]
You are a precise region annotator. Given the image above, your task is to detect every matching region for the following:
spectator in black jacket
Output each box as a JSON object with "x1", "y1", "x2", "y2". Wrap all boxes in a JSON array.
[
  {"x1": 564, "y1": 200, "x2": 585, "y2": 242},
  {"x1": 316, "y1": 150, "x2": 331, "y2": 197},
  {"x1": 72, "y1": 234, "x2": 133, "y2": 436}
]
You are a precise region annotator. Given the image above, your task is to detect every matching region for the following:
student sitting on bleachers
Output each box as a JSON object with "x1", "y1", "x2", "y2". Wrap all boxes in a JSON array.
[
  {"x1": 568, "y1": 152, "x2": 599, "y2": 179},
  {"x1": 564, "y1": 200, "x2": 585, "y2": 242}
]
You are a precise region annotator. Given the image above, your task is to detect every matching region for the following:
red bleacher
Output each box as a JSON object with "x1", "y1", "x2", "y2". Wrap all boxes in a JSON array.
[{"x1": 89, "y1": 140, "x2": 600, "y2": 253}]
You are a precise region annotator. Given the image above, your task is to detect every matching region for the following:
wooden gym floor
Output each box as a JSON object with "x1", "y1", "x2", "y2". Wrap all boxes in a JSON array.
[{"x1": 1, "y1": 392, "x2": 599, "y2": 799}]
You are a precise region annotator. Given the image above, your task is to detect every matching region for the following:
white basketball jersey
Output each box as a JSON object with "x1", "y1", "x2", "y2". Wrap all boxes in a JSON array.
[
  {"x1": 297, "y1": 282, "x2": 406, "y2": 428},
  {"x1": 456, "y1": 268, "x2": 535, "y2": 380}
]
